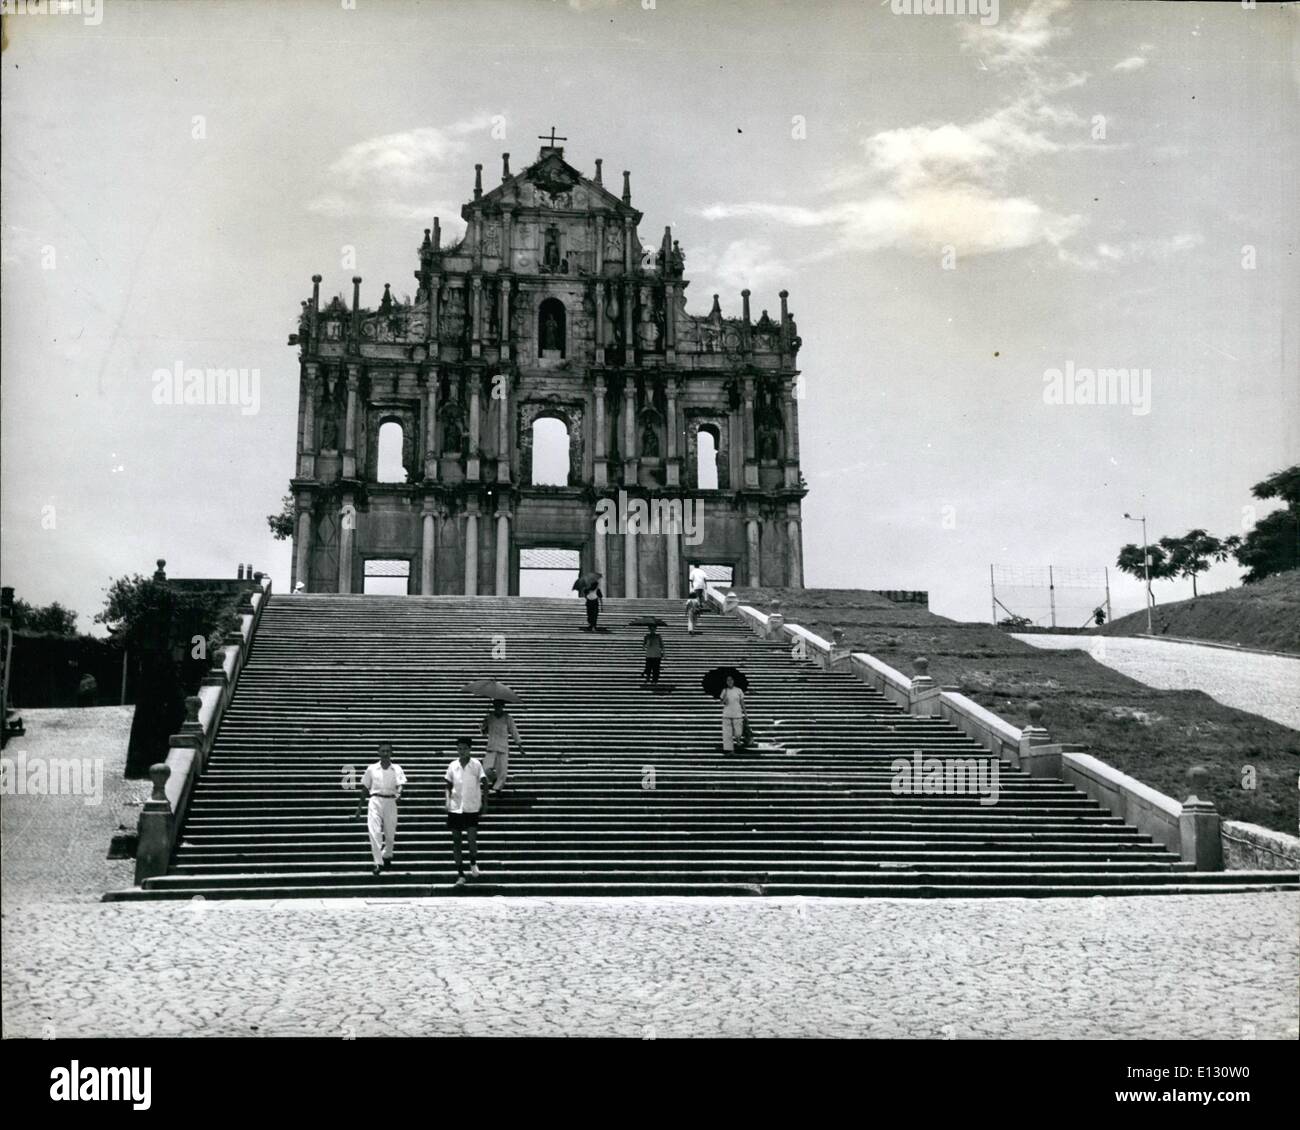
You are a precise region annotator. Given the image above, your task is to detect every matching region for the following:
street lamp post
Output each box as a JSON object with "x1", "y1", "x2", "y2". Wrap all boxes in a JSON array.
[{"x1": 1124, "y1": 512, "x2": 1153, "y2": 634}]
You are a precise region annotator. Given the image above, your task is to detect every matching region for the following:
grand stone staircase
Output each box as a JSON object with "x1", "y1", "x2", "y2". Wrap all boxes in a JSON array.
[{"x1": 106, "y1": 594, "x2": 1299, "y2": 899}]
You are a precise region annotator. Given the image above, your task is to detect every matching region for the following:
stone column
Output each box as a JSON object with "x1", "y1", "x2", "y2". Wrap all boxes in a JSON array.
[
  {"x1": 665, "y1": 379, "x2": 680, "y2": 487},
  {"x1": 300, "y1": 362, "x2": 319, "y2": 479},
  {"x1": 502, "y1": 206, "x2": 514, "y2": 267},
  {"x1": 471, "y1": 275, "x2": 483, "y2": 357},
  {"x1": 742, "y1": 375, "x2": 758, "y2": 488},
  {"x1": 467, "y1": 375, "x2": 482, "y2": 481},
  {"x1": 746, "y1": 517, "x2": 761, "y2": 587},
  {"x1": 420, "y1": 500, "x2": 437, "y2": 594},
  {"x1": 622, "y1": 382, "x2": 637, "y2": 482},
  {"x1": 784, "y1": 376, "x2": 801, "y2": 488},
  {"x1": 495, "y1": 504, "x2": 511, "y2": 596},
  {"x1": 786, "y1": 516, "x2": 803, "y2": 588},
  {"x1": 594, "y1": 509, "x2": 608, "y2": 587},
  {"x1": 343, "y1": 365, "x2": 360, "y2": 479},
  {"x1": 594, "y1": 281, "x2": 605, "y2": 362},
  {"x1": 496, "y1": 371, "x2": 511, "y2": 481},
  {"x1": 593, "y1": 375, "x2": 608, "y2": 487},
  {"x1": 624, "y1": 527, "x2": 638, "y2": 599},
  {"x1": 594, "y1": 215, "x2": 604, "y2": 274},
  {"x1": 339, "y1": 494, "x2": 356, "y2": 593},
  {"x1": 425, "y1": 371, "x2": 440, "y2": 480},
  {"x1": 464, "y1": 503, "x2": 479, "y2": 596},
  {"x1": 666, "y1": 526, "x2": 681, "y2": 599},
  {"x1": 665, "y1": 282, "x2": 676, "y2": 359},
  {"x1": 499, "y1": 280, "x2": 512, "y2": 360},
  {"x1": 294, "y1": 507, "x2": 312, "y2": 591},
  {"x1": 431, "y1": 272, "x2": 442, "y2": 345}
]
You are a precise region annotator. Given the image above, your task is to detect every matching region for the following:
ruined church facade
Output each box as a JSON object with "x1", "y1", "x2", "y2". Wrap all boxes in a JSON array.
[{"x1": 287, "y1": 142, "x2": 806, "y2": 597}]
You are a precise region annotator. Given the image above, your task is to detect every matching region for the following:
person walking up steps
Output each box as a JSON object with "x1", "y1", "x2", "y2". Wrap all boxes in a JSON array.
[
  {"x1": 352, "y1": 741, "x2": 407, "y2": 875},
  {"x1": 481, "y1": 699, "x2": 525, "y2": 793},
  {"x1": 445, "y1": 737, "x2": 488, "y2": 884}
]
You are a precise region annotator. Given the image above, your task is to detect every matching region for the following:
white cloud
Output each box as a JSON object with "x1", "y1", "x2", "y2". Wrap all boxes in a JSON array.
[
  {"x1": 1059, "y1": 233, "x2": 1203, "y2": 270},
  {"x1": 687, "y1": 239, "x2": 794, "y2": 298},
  {"x1": 960, "y1": 0, "x2": 1072, "y2": 69},
  {"x1": 306, "y1": 115, "x2": 496, "y2": 220},
  {"x1": 1112, "y1": 56, "x2": 1146, "y2": 73}
]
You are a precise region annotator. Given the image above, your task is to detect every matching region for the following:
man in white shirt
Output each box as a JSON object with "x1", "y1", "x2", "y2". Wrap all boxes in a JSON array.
[
  {"x1": 689, "y1": 565, "x2": 708, "y2": 603},
  {"x1": 445, "y1": 737, "x2": 488, "y2": 883},
  {"x1": 352, "y1": 741, "x2": 407, "y2": 875}
]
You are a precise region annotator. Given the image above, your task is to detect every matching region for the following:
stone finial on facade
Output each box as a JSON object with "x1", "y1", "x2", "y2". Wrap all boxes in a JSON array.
[
  {"x1": 741, "y1": 289, "x2": 751, "y2": 324},
  {"x1": 501, "y1": 152, "x2": 511, "y2": 181},
  {"x1": 237, "y1": 564, "x2": 245, "y2": 580},
  {"x1": 474, "y1": 163, "x2": 483, "y2": 199},
  {"x1": 622, "y1": 170, "x2": 631, "y2": 204},
  {"x1": 433, "y1": 217, "x2": 441, "y2": 250},
  {"x1": 311, "y1": 274, "x2": 322, "y2": 313},
  {"x1": 594, "y1": 158, "x2": 603, "y2": 185},
  {"x1": 153, "y1": 559, "x2": 167, "y2": 581}
]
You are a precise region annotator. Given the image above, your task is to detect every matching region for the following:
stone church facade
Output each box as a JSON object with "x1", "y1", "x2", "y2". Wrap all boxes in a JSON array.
[{"x1": 287, "y1": 140, "x2": 807, "y2": 597}]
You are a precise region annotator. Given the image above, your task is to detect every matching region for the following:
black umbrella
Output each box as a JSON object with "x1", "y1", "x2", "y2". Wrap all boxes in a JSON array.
[
  {"x1": 629, "y1": 616, "x2": 669, "y2": 628},
  {"x1": 701, "y1": 666, "x2": 749, "y2": 698},
  {"x1": 573, "y1": 570, "x2": 603, "y2": 594}
]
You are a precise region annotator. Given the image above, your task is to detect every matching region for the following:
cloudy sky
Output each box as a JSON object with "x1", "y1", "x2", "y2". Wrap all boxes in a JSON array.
[{"x1": 2, "y1": 0, "x2": 1296, "y2": 629}]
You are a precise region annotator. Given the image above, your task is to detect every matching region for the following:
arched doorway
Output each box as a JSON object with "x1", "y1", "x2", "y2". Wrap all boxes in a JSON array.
[
  {"x1": 376, "y1": 420, "x2": 406, "y2": 483},
  {"x1": 530, "y1": 416, "x2": 570, "y2": 485},
  {"x1": 696, "y1": 424, "x2": 720, "y2": 490}
]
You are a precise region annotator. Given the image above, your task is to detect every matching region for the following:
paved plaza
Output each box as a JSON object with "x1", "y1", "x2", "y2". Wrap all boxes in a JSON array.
[
  {"x1": 2, "y1": 709, "x2": 1297, "y2": 1039},
  {"x1": 1015, "y1": 634, "x2": 1300, "y2": 731}
]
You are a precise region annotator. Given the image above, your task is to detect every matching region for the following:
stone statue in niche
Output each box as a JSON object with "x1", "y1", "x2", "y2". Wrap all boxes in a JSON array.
[
  {"x1": 758, "y1": 405, "x2": 783, "y2": 460},
  {"x1": 641, "y1": 420, "x2": 660, "y2": 458},
  {"x1": 543, "y1": 226, "x2": 561, "y2": 272},
  {"x1": 319, "y1": 389, "x2": 339, "y2": 449},
  {"x1": 442, "y1": 402, "x2": 465, "y2": 454},
  {"x1": 542, "y1": 309, "x2": 562, "y2": 352}
]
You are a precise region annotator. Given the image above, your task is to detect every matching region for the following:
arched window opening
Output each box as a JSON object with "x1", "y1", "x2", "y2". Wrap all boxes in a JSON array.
[
  {"x1": 376, "y1": 420, "x2": 406, "y2": 483},
  {"x1": 531, "y1": 416, "x2": 570, "y2": 486},
  {"x1": 696, "y1": 425, "x2": 719, "y2": 490},
  {"x1": 538, "y1": 297, "x2": 567, "y2": 358}
]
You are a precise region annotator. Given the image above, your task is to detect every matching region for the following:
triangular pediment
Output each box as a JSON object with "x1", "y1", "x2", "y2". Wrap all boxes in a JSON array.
[{"x1": 478, "y1": 149, "x2": 636, "y2": 217}]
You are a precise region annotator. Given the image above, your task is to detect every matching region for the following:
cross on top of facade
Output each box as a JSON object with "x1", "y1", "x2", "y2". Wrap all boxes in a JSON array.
[{"x1": 537, "y1": 126, "x2": 567, "y2": 147}]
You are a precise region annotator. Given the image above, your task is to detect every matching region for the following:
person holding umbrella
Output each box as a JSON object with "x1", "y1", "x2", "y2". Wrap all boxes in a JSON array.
[
  {"x1": 573, "y1": 570, "x2": 604, "y2": 631},
  {"x1": 481, "y1": 698, "x2": 525, "y2": 793}
]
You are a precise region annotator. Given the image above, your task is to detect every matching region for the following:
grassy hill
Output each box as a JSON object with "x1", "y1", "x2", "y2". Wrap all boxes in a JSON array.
[
  {"x1": 734, "y1": 588, "x2": 1299, "y2": 835},
  {"x1": 1100, "y1": 569, "x2": 1300, "y2": 654}
]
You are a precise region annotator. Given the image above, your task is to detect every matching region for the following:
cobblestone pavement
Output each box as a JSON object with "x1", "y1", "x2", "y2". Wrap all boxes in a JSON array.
[
  {"x1": 1014, "y1": 635, "x2": 1300, "y2": 732},
  {"x1": 3, "y1": 894, "x2": 1297, "y2": 1039},
  {"x1": 4, "y1": 710, "x2": 1297, "y2": 1040}
]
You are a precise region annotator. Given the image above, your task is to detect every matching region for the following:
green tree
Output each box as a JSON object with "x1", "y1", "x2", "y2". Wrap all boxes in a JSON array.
[
  {"x1": 1116, "y1": 541, "x2": 1175, "y2": 603},
  {"x1": 11, "y1": 599, "x2": 79, "y2": 635},
  {"x1": 1159, "y1": 529, "x2": 1230, "y2": 598},
  {"x1": 1233, "y1": 463, "x2": 1300, "y2": 582},
  {"x1": 267, "y1": 494, "x2": 295, "y2": 541}
]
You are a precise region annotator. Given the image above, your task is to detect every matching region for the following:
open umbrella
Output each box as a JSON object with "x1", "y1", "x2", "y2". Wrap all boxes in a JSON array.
[
  {"x1": 701, "y1": 666, "x2": 749, "y2": 699},
  {"x1": 628, "y1": 616, "x2": 669, "y2": 628},
  {"x1": 463, "y1": 678, "x2": 520, "y2": 703},
  {"x1": 572, "y1": 570, "x2": 603, "y2": 594}
]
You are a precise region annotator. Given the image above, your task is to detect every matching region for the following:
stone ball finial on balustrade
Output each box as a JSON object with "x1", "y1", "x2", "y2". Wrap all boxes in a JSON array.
[
  {"x1": 723, "y1": 592, "x2": 738, "y2": 613},
  {"x1": 913, "y1": 656, "x2": 930, "y2": 677},
  {"x1": 154, "y1": 559, "x2": 167, "y2": 581},
  {"x1": 148, "y1": 763, "x2": 171, "y2": 803},
  {"x1": 769, "y1": 598, "x2": 783, "y2": 616},
  {"x1": 1022, "y1": 700, "x2": 1051, "y2": 746},
  {"x1": 183, "y1": 696, "x2": 203, "y2": 731},
  {"x1": 832, "y1": 627, "x2": 846, "y2": 647},
  {"x1": 1027, "y1": 701, "x2": 1043, "y2": 725}
]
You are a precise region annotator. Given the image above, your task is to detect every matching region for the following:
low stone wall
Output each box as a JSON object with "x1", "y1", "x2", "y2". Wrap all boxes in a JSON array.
[
  {"x1": 712, "y1": 590, "x2": 1228, "y2": 871},
  {"x1": 1222, "y1": 821, "x2": 1300, "y2": 871},
  {"x1": 135, "y1": 579, "x2": 271, "y2": 884}
]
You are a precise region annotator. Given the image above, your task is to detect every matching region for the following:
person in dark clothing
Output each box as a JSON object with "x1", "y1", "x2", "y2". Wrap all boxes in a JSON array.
[
  {"x1": 641, "y1": 625, "x2": 664, "y2": 684},
  {"x1": 582, "y1": 582, "x2": 603, "y2": 631}
]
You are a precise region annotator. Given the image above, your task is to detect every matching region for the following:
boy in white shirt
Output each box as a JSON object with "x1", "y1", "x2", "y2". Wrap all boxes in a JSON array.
[
  {"x1": 353, "y1": 741, "x2": 407, "y2": 875},
  {"x1": 445, "y1": 737, "x2": 488, "y2": 883}
]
